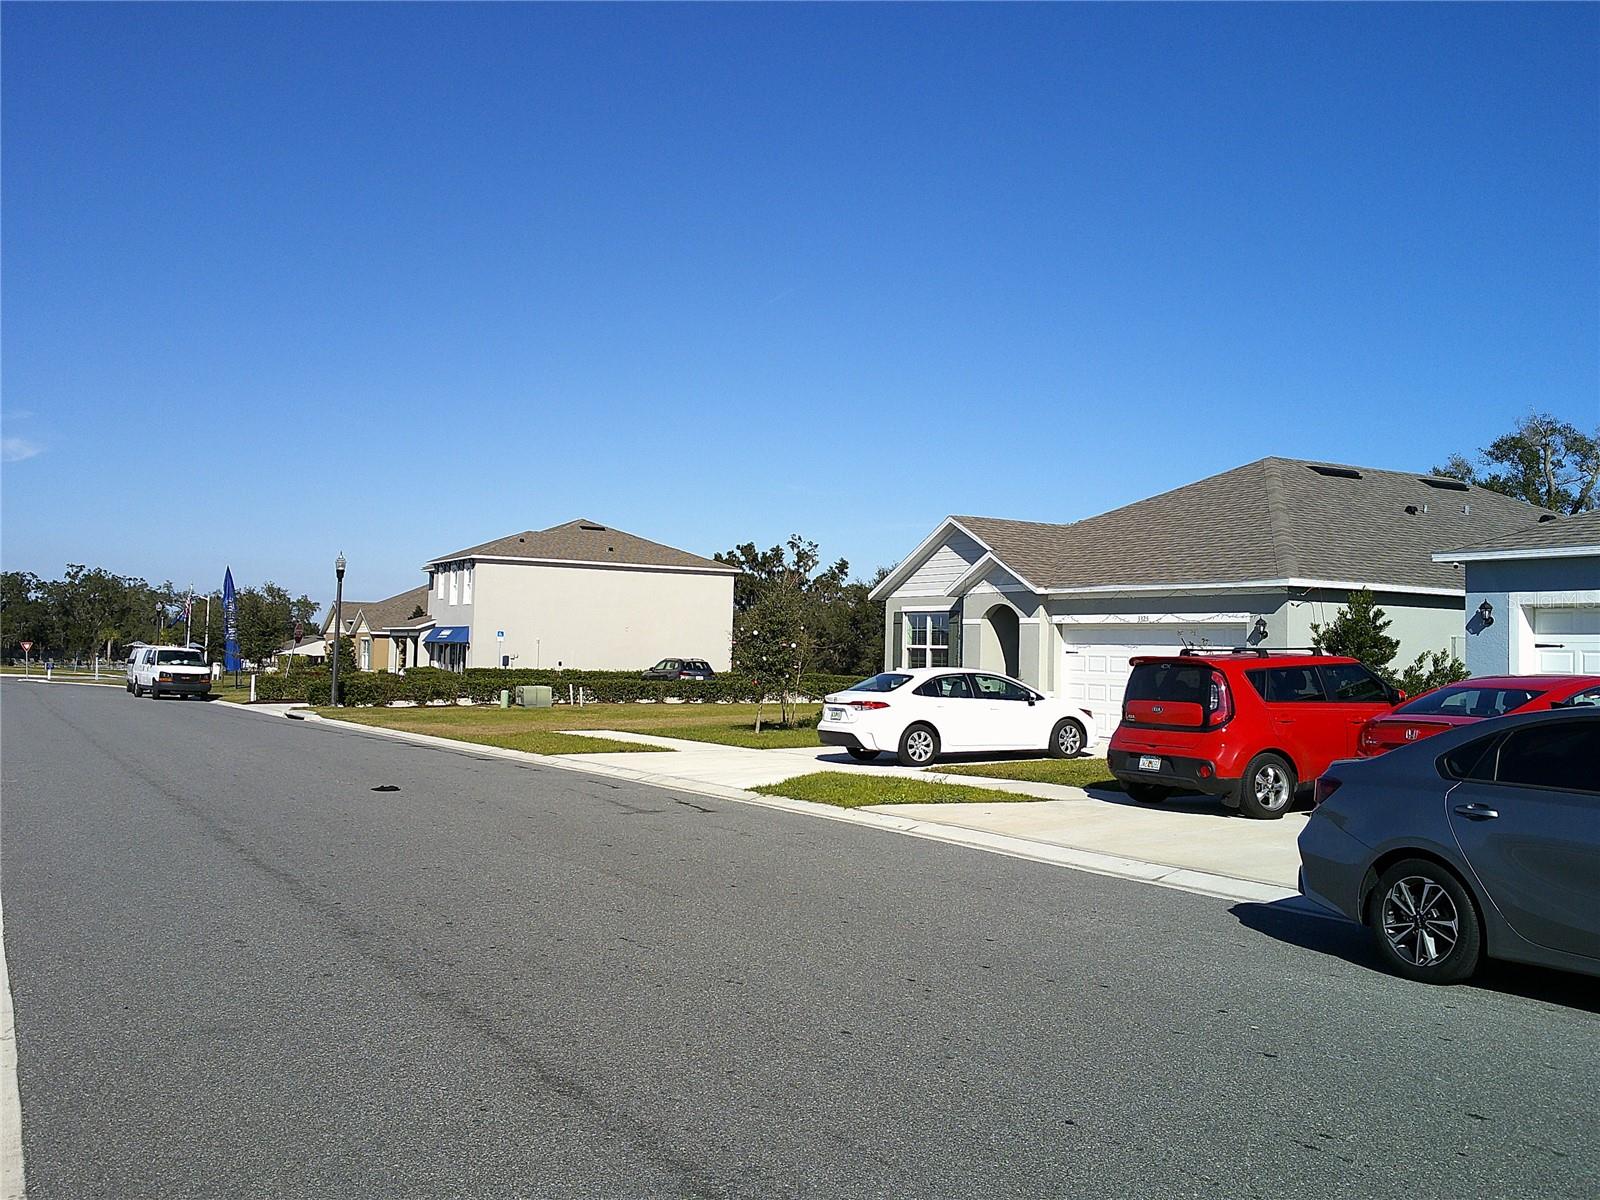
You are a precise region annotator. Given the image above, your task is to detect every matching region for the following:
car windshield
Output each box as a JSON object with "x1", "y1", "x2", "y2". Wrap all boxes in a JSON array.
[
  {"x1": 157, "y1": 650, "x2": 206, "y2": 667},
  {"x1": 847, "y1": 673, "x2": 912, "y2": 693},
  {"x1": 1398, "y1": 685, "x2": 1541, "y2": 718}
]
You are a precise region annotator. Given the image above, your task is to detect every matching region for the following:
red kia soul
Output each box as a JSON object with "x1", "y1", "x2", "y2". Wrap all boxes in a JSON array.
[{"x1": 1107, "y1": 649, "x2": 1402, "y2": 819}]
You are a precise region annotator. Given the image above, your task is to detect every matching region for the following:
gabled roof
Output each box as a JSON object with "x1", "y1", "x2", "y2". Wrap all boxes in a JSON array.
[
  {"x1": 357, "y1": 585, "x2": 431, "y2": 630},
  {"x1": 1434, "y1": 508, "x2": 1600, "y2": 562},
  {"x1": 424, "y1": 519, "x2": 736, "y2": 573},
  {"x1": 881, "y1": 457, "x2": 1552, "y2": 598}
]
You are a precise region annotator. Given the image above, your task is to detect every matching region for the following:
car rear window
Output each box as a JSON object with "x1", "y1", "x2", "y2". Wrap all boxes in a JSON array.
[
  {"x1": 848, "y1": 673, "x2": 913, "y2": 693},
  {"x1": 1400, "y1": 685, "x2": 1541, "y2": 718},
  {"x1": 1125, "y1": 662, "x2": 1209, "y2": 705}
]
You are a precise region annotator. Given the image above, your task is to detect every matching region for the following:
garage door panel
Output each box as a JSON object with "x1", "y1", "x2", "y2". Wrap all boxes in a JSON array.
[
  {"x1": 1529, "y1": 606, "x2": 1600, "y2": 675},
  {"x1": 1060, "y1": 625, "x2": 1239, "y2": 710}
]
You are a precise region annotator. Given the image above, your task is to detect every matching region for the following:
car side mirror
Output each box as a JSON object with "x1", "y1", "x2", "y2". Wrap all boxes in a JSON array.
[{"x1": 1390, "y1": 688, "x2": 1406, "y2": 704}]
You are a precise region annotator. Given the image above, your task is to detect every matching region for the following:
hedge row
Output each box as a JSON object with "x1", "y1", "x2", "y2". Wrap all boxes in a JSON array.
[{"x1": 254, "y1": 667, "x2": 866, "y2": 707}]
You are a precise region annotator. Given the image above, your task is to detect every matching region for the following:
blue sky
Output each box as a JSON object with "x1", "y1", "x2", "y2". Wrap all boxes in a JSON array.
[{"x1": 3, "y1": 3, "x2": 1596, "y2": 604}]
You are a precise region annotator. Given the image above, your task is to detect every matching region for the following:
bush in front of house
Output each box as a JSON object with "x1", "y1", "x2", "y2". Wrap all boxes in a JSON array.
[{"x1": 248, "y1": 666, "x2": 870, "y2": 707}]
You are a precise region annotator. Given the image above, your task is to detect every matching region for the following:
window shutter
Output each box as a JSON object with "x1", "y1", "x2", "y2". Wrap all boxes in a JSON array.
[
  {"x1": 891, "y1": 611, "x2": 903, "y2": 668},
  {"x1": 948, "y1": 601, "x2": 963, "y2": 666}
]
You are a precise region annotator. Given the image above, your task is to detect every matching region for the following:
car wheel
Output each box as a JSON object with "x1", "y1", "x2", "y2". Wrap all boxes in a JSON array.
[
  {"x1": 1237, "y1": 752, "x2": 1296, "y2": 819},
  {"x1": 148, "y1": 684, "x2": 161, "y2": 700},
  {"x1": 1124, "y1": 782, "x2": 1171, "y2": 804},
  {"x1": 1367, "y1": 859, "x2": 1482, "y2": 984},
  {"x1": 847, "y1": 747, "x2": 881, "y2": 762},
  {"x1": 1047, "y1": 718, "x2": 1086, "y2": 758},
  {"x1": 126, "y1": 680, "x2": 134, "y2": 693},
  {"x1": 897, "y1": 724, "x2": 940, "y2": 767}
]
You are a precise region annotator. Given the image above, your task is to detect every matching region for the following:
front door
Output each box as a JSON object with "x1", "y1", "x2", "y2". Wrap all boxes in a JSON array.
[
  {"x1": 1447, "y1": 718, "x2": 1600, "y2": 959},
  {"x1": 970, "y1": 673, "x2": 1046, "y2": 750},
  {"x1": 1316, "y1": 662, "x2": 1396, "y2": 758}
]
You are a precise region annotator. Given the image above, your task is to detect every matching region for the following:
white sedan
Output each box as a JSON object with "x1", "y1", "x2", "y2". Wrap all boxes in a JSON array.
[{"x1": 818, "y1": 668, "x2": 1099, "y2": 767}]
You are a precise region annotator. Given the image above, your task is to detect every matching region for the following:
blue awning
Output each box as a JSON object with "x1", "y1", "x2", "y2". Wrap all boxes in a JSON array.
[{"x1": 423, "y1": 626, "x2": 470, "y2": 645}]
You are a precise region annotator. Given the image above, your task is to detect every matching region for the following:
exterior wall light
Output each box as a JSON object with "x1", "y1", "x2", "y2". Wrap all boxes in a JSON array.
[
  {"x1": 1476, "y1": 600, "x2": 1494, "y2": 627},
  {"x1": 1252, "y1": 617, "x2": 1269, "y2": 640}
]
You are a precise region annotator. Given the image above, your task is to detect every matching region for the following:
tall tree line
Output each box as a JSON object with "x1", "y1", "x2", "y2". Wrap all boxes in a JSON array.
[{"x1": 1, "y1": 567, "x2": 317, "y2": 665}]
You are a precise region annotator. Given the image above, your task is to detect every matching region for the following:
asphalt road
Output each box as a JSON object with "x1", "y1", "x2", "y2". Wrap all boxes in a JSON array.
[{"x1": 3, "y1": 680, "x2": 1596, "y2": 1199}]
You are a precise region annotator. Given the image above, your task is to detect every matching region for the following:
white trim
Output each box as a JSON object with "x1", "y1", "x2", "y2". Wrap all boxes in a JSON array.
[
  {"x1": 1508, "y1": 589, "x2": 1600, "y2": 609},
  {"x1": 420, "y1": 554, "x2": 739, "y2": 575},
  {"x1": 1052, "y1": 612, "x2": 1252, "y2": 626},
  {"x1": 1044, "y1": 577, "x2": 1465, "y2": 598},
  {"x1": 1433, "y1": 545, "x2": 1600, "y2": 564},
  {"x1": 897, "y1": 604, "x2": 955, "y2": 613},
  {"x1": 870, "y1": 517, "x2": 1002, "y2": 600},
  {"x1": 946, "y1": 551, "x2": 1044, "y2": 599}
]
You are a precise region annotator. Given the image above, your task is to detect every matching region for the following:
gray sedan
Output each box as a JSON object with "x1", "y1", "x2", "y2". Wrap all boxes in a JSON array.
[{"x1": 1298, "y1": 708, "x2": 1599, "y2": 984}]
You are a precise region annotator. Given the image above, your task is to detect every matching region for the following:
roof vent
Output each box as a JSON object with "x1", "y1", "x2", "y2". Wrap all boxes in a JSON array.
[
  {"x1": 1539, "y1": 513, "x2": 1559, "y2": 523},
  {"x1": 518, "y1": 536, "x2": 525, "y2": 542},
  {"x1": 580, "y1": 523, "x2": 607, "y2": 531},
  {"x1": 1420, "y1": 476, "x2": 1470, "y2": 492},
  {"x1": 1308, "y1": 464, "x2": 1362, "y2": 479},
  {"x1": 1404, "y1": 504, "x2": 1419, "y2": 515}
]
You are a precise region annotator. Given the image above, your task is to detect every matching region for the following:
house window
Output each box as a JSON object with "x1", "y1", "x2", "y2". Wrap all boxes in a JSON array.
[
  {"x1": 904, "y1": 612, "x2": 951, "y2": 668},
  {"x1": 463, "y1": 565, "x2": 473, "y2": 605},
  {"x1": 359, "y1": 637, "x2": 371, "y2": 671},
  {"x1": 449, "y1": 567, "x2": 459, "y2": 606},
  {"x1": 435, "y1": 570, "x2": 444, "y2": 600}
]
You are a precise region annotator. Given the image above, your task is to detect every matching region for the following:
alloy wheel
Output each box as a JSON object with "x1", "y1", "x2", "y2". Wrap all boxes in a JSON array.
[
  {"x1": 1380, "y1": 876, "x2": 1460, "y2": 968},
  {"x1": 1253, "y1": 764, "x2": 1289, "y2": 810},
  {"x1": 1057, "y1": 725, "x2": 1081, "y2": 755},
  {"x1": 907, "y1": 730, "x2": 935, "y2": 763}
]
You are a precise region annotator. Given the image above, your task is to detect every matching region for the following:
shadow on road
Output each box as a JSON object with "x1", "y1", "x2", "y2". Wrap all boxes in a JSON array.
[{"x1": 1233, "y1": 897, "x2": 1600, "y2": 1014}]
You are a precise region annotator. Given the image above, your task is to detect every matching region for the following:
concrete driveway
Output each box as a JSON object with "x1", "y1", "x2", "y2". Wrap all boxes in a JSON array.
[{"x1": 558, "y1": 730, "x2": 1305, "y2": 890}]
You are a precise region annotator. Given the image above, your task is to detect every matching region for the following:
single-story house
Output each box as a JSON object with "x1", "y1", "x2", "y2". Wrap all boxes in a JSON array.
[
  {"x1": 412, "y1": 518, "x2": 737, "y2": 672},
  {"x1": 320, "y1": 586, "x2": 431, "y2": 672},
  {"x1": 873, "y1": 457, "x2": 1551, "y2": 714},
  {"x1": 1433, "y1": 508, "x2": 1600, "y2": 676}
]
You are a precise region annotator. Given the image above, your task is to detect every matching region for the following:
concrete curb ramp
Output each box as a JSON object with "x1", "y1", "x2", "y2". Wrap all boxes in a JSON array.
[{"x1": 252, "y1": 707, "x2": 1313, "y2": 909}]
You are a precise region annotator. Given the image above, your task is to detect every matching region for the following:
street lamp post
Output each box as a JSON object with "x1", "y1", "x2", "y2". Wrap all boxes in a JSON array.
[{"x1": 331, "y1": 552, "x2": 346, "y2": 706}]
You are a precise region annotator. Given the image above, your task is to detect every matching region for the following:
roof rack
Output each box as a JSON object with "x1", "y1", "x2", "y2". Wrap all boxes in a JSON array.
[{"x1": 1175, "y1": 647, "x2": 1324, "y2": 658}]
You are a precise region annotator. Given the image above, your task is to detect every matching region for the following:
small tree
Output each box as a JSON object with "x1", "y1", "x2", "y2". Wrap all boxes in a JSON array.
[
  {"x1": 733, "y1": 582, "x2": 811, "y2": 730},
  {"x1": 1310, "y1": 589, "x2": 1400, "y2": 677},
  {"x1": 1396, "y1": 649, "x2": 1471, "y2": 696}
]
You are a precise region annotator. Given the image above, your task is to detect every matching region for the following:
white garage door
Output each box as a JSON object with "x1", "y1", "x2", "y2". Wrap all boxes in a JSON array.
[
  {"x1": 1059, "y1": 624, "x2": 1242, "y2": 711},
  {"x1": 1531, "y1": 608, "x2": 1600, "y2": 674}
]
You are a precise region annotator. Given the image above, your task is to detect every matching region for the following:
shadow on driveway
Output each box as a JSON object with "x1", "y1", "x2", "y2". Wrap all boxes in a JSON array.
[{"x1": 1232, "y1": 897, "x2": 1600, "y2": 1014}]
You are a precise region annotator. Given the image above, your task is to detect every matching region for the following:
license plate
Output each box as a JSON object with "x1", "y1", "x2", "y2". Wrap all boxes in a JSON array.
[
  {"x1": 1138, "y1": 755, "x2": 1162, "y2": 772},
  {"x1": 827, "y1": 707, "x2": 846, "y2": 721}
]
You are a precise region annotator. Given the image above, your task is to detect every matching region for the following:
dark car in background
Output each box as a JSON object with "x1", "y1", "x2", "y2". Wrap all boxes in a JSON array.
[
  {"x1": 1299, "y1": 708, "x2": 1600, "y2": 984},
  {"x1": 642, "y1": 658, "x2": 716, "y2": 680},
  {"x1": 1356, "y1": 674, "x2": 1600, "y2": 756}
]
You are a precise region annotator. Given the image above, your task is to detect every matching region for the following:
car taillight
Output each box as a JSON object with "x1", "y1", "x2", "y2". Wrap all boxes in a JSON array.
[
  {"x1": 1358, "y1": 722, "x2": 1379, "y2": 750},
  {"x1": 1313, "y1": 776, "x2": 1343, "y2": 806},
  {"x1": 846, "y1": 700, "x2": 890, "y2": 710},
  {"x1": 1207, "y1": 670, "x2": 1233, "y2": 726}
]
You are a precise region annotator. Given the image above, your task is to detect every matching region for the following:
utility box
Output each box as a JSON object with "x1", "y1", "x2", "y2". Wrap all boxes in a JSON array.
[{"x1": 516, "y1": 685, "x2": 553, "y2": 708}]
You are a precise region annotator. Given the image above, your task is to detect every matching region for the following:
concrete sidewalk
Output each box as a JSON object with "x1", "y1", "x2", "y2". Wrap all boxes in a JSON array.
[{"x1": 551, "y1": 729, "x2": 1307, "y2": 892}]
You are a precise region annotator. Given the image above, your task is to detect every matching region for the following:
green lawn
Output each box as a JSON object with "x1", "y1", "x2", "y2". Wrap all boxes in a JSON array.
[
  {"x1": 752, "y1": 771, "x2": 1043, "y2": 809},
  {"x1": 315, "y1": 705, "x2": 671, "y2": 755},
  {"x1": 316, "y1": 700, "x2": 822, "y2": 751},
  {"x1": 931, "y1": 756, "x2": 1120, "y2": 791}
]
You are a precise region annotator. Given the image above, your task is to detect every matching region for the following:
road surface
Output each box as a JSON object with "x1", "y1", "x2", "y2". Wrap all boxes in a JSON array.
[{"x1": 2, "y1": 680, "x2": 1595, "y2": 1198}]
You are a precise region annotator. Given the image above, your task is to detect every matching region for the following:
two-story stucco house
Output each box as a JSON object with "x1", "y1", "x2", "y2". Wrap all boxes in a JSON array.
[
  {"x1": 402, "y1": 519, "x2": 736, "y2": 672},
  {"x1": 1434, "y1": 508, "x2": 1600, "y2": 676},
  {"x1": 872, "y1": 458, "x2": 1551, "y2": 714}
]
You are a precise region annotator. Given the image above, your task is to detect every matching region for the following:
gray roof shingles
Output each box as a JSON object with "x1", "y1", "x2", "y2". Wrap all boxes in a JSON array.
[
  {"x1": 1438, "y1": 508, "x2": 1600, "y2": 557},
  {"x1": 952, "y1": 457, "x2": 1551, "y2": 593},
  {"x1": 426, "y1": 519, "x2": 733, "y2": 573}
]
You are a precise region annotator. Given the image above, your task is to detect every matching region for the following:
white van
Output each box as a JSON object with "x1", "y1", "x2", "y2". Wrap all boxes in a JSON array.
[{"x1": 128, "y1": 646, "x2": 212, "y2": 699}]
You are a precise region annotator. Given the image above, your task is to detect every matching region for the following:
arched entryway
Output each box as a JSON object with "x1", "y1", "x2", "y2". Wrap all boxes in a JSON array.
[{"x1": 980, "y1": 604, "x2": 1021, "y2": 678}]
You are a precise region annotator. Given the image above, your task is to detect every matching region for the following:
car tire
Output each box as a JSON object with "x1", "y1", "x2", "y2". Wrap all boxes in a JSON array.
[
  {"x1": 148, "y1": 684, "x2": 161, "y2": 700},
  {"x1": 126, "y1": 680, "x2": 134, "y2": 693},
  {"x1": 1124, "y1": 782, "x2": 1171, "y2": 804},
  {"x1": 1367, "y1": 858, "x2": 1483, "y2": 984},
  {"x1": 847, "y1": 747, "x2": 881, "y2": 762},
  {"x1": 132, "y1": 682, "x2": 143, "y2": 696},
  {"x1": 1237, "y1": 752, "x2": 1296, "y2": 819},
  {"x1": 1047, "y1": 718, "x2": 1086, "y2": 759},
  {"x1": 897, "y1": 724, "x2": 940, "y2": 768}
]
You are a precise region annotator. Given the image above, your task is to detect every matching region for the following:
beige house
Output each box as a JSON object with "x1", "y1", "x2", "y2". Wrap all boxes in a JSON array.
[
  {"x1": 320, "y1": 585, "x2": 431, "y2": 672},
  {"x1": 416, "y1": 519, "x2": 736, "y2": 672}
]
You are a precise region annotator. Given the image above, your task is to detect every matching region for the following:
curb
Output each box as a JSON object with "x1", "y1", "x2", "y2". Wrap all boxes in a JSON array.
[{"x1": 282, "y1": 711, "x2": 1316, "y2": 909}]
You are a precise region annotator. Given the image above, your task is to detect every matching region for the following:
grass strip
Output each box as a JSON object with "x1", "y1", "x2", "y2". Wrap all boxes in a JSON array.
[
  {"x1": 316, "y1": 707, "x2": 669, "y2": 755},
  {"x1": 752, "y1": 771, "x2": 1043, "y2": 809},
  {"x1": 931, "y1": 757, "x2": 1119, "y2": 790}
]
